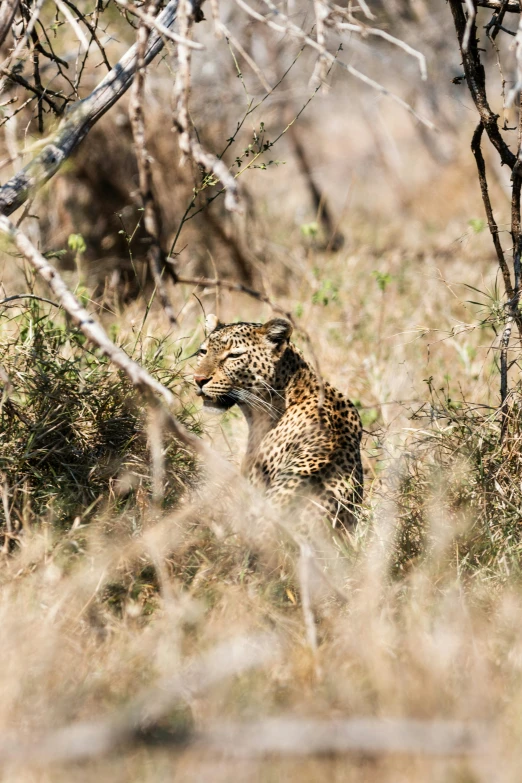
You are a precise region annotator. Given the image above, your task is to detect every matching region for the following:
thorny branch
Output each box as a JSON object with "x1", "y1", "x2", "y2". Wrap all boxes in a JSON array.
[
  {"x1": 60, "y1": 0, "x2": 112, "y2": 71},
  {"x1": 115, "y1": 0, "x2": 203, "y2": 49}
]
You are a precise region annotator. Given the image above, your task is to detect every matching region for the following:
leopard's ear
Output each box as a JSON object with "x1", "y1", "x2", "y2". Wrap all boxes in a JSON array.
[
  {"x1": 261, "y1": 318, "x2": 293, "y2": 347},
  {"x1": 205, "y1": 313, "x2": 220, "y2": 334}
]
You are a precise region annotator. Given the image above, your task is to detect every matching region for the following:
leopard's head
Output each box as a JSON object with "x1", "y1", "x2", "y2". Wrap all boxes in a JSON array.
[{"x1": 193, "y1": 314, "x2": 293, "y2": 412}]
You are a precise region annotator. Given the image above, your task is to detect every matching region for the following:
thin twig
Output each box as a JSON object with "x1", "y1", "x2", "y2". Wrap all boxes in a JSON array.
[
  {"x1": 234, "y1": 0, "x2": 435, "y2": 129},
  {"x1": 173, "y1": 0, "x2": 240, "y2": 212},
  {"x1": 60, "y1": 0, "x2": 112, "y2": 70},
  {"x1": 0, "y1": 293, "x2": 58, "y2": 307},
  {"x1": 500, "y1": 317, "x2": 513, "y2": 440},
  {"x1": 0, "y1": 0, "x2": 46, "y2": 95},
  {"x1": 54, "y1": 0, "x2": 89, "y2": 51},
  {"x1": 463, "y1": 0, "x2": 477, "y2": 53},
  {"x1": 470, "y1": 123, "x2": 515, "y2": 300},
  {"x1": 115, "y1": 0, "x2": 203, "y2": 49},
  {"x1": 129, "y1": 0, "x2": 177, "y2": 326}
]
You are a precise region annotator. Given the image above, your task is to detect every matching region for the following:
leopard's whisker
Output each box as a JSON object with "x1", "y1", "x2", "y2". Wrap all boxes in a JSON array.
[
  {"x1": 257, "y1": 379, "x2": 285, "y2": 402},
  {"x1": 236, "y1": 389, "x2": 279, "y2": 419}
]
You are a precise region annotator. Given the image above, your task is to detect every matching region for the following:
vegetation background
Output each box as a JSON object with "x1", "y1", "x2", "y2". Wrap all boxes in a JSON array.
[{"x1": 0, "y1": 0, "x2": 521, "y2": 780}]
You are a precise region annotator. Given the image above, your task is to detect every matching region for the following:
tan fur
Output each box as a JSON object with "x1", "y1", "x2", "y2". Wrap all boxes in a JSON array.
[{"x1": 194, "y1": 317, "x2": 363, "y2": 529}]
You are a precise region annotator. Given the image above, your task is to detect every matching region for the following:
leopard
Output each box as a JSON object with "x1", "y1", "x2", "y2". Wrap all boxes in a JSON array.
[{"x1": 193, "y1": 314, "x2": 363, "y2": 529}]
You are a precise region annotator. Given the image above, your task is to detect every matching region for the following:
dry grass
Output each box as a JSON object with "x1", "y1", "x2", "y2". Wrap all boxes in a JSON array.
[
  {"x1": 0, "y1": 179, "x2": 520, "y2": 779},
  {"x1": 2, "y1": 6, "x2": 522, "y2": 779}
]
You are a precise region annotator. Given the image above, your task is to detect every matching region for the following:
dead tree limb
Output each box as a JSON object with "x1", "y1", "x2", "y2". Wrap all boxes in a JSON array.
[
  {"x1": 0, "y1": 634, "x2": 276, "y2": 765},
  {"x1": 0, "y1": 716, "x2": 492, "y2": 765},
  {"x1": 0, "y1": 0, "x2": 187, "y2": 216}
]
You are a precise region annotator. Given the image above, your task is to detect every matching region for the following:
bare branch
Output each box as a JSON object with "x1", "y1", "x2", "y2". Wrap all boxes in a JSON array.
[
  {"x1": 115, "y1": 0, "x2": 203, "y2": 49},
  {"x1": 173, "y1": 0, "x2": 240, "y2": 212},
  {"x1": 234, "y1": 0, "x2": 435, "y2": 130},
  {"x1": 448, "y1": 0, "x2": 516, "y2": 169},
  {"x1": 500, "y1": 317, "x2": 513, "y2": 440},
  {"x1": 53, "y1": 0, "x2": 89, "y2": 52},
  {"x1": 0, "y1": 0, "x2": 186, "y2": 216},
  {"x1": 129, "y1": 0, "x2": 177, "y2": 326},
  {"x1": 336, "y1": 22, "x2": 427, "y2": 79},
  {"x1": 0, "y1": 0, "x2": 46, "y2": 94},
  {"x1": 197, "y1": 717, "x2": 491, "y2": 758},
  {"x1": 460, "y1": 0, "x2": 519, "y2": 10},
  {"x1": 506, "y1": 12, "x2": 522, "y2": 107},
  {"x1": 463, "y1": 0, "x2": 477, "y2": 53},
  {"x1": 471, "y1": 123, "x2": 514, "y2": 299},
  {"x1": 60, "y1": 0, "x2": 112, "y2": 71},
  {"x1": 0, "y1": 715, "x2": 491, "y2": 764}
]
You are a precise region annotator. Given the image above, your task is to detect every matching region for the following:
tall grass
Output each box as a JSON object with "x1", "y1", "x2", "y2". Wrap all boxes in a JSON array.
[
  {"x1": 0, "y1": 234, "x2": 521, "y2": 780},
  {"x1": 1, "y1": 10, "x2": 522, "y2": 776}
]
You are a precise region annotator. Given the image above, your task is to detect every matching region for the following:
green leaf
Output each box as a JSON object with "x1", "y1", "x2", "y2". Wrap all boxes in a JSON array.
[
  {"x1": 67, "y1": 233, "x2": 86, "y2": 254},
  {"x1": 468, "y1": 217, "x2": 485, "y2": 233},
  {"x1": 372, "y1": 270, "x2": 392, "y2": 293}
]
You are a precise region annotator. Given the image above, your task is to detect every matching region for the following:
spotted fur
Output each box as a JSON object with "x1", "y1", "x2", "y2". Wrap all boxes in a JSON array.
[{"x1": 193, "y1": 317, "x2": 363, "y2": 529}]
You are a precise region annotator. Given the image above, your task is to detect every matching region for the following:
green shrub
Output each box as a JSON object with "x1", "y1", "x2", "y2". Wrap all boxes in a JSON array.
[{"x1": 0, "y1": 299, "x2": 200, "y2": 533}]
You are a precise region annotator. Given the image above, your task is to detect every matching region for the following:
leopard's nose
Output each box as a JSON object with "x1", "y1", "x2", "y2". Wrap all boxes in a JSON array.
[{"x1": 194, "y1": 374, "x2": 211, "y2": 390}]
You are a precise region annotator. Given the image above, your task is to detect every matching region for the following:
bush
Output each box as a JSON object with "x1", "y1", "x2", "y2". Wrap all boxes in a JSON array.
[
  {"x1": 0, "y1": 298, "x2": 200, "y2": 535},
  {"x1": 393, "y1": 390, "x2": 522, "y2": 581}
]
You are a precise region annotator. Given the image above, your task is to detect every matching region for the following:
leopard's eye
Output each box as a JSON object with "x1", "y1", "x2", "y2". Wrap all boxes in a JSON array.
[
  {"x1": 228, "y1": 351, "x2": 245, "y2": 359},
  {"x1": 197, "y1": 348, "x2": 207, "y2": 357}
]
